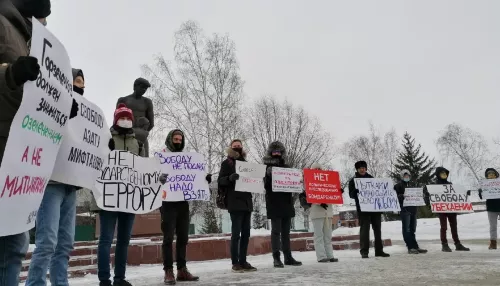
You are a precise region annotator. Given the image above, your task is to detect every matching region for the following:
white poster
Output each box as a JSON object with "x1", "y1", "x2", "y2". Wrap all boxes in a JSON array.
[
  {"x1": 0, "y1": 20, "x2": 73, "y2": 236},
  {"x1": 272, "y1": 167, "x2": 303, "y2": 193},
  {"x1": 480, "y1": 179, "x2": 500, "y2": 200},
  {"x1": 403, "y1": 188, "x2": 426, "y2": 207},
  {"x1": 93, "y1": 150, "x2": 163, "y2": 214},
  {"x1": 51, "y1": 96, "x2": 111, "y2": 189},
  {"x1": 355, "y1": 178, "x2": 400, "y2": 212},
  {"x1": 155, "y1": 152, "x2": 210, "y2": 202},
  {"x1": 426, "y1": 184, "x2": 473, "y2": 213},
  {"x1": 235, "y1": 161, "x2": 266, "y2": 193}
]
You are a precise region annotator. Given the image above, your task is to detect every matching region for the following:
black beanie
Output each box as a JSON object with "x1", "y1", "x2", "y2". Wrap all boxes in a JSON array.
[
  {"x1": 13, "y1": 0, "x2": 51, "y2": 19},
  {"x1": 354, "y1": 161, "x2": 367, "y2": 170},
  {"x1": 72, "y1": 69, "x2": 84, "y2": 81}
]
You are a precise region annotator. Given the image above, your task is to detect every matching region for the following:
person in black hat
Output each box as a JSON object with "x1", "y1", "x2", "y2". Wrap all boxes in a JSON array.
[{"x1": 348, "y1": 161, "x2": 390, "y2": 259}]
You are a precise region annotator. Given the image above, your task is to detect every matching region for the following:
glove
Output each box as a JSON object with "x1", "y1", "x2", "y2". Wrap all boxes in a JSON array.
[
  {"x1": 466, "y1": 190, "x2": 471, "y2": 196},
  {"x1": 205, "y1": 174, "x2": 212, "y2": 183},
  {"x1": 69, "y1": 98, "x2": 79, "y2": 119},
  {"x1": 478, "y1": 189, "x2": 483, "y2": 200},
  {"x1": 320, "y1": 203, "x2": 328, "y2": 210},
  {"x1": 266, "y1": 167, "x2": 272, "y2": 176},
  {"x1": 159, "y1": 174, "x2": 168, "y2": 185},
  {"x1": 10, "y1": 56, "x2": 40, "y2": 86},
  {"x1": 229, "y1": 173, "x2": 240, "y2": 182},
  {"x1": 108, "y1": 138, "x2": 115, "y2": 151}
]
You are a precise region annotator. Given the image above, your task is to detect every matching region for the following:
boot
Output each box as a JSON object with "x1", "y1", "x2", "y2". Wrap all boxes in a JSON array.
[
  {"x1": 177, "y1": 267, "x2": 199, "y2": 282},
  {"x1": 361, "y1": 253, "x2": 369, "y2": 259},
  {"x1": 442, "y1": 243, "x2": 452, "y2": 252},
  {"x1": 113, "y1": 280, "x2": 132, "y2": 286},
  {"x1": 318, "y1": 258, "x2": 330, "y2": 263},
  {"x1": 273, "y1": 252, "x2": 284, "y2": 268},
  {"x1": 232, "y1": 264, "x2": 245, "y2": 273},
  {"x1": 375, "y1": 251, "x2": 390, "y2": 257},
  {"x1": 284, "y1": 252, "x2": 302, "y2": 266},
  {"x1": 408, "y1": 249, "x2": 419, "y2": 254},
  {"x1": 455, "y1": 243, "x2": 470, "y2": 251},
  {"x1": 164, "y1": 268, "x2": 176, "y2": 285},
  {"x1": 329, "y1": 258, "x2": 339, "y2": 262},
  {"x1": 241, "y1": 262, "x2": 257, "y2": 272},
  {"x1": 489, "y1": 240, "x2": 497, "y2": 250},
  {"x1": 417, "y1": 248, "x2": 428, "y2": 254}
]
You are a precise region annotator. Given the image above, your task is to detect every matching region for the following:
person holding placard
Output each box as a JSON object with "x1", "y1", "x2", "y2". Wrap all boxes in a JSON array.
[
  {"x1": 0, "y1": 1, "x2": 50, "y2": 284},
  {"x1": 394, "y1": 169, "x2": 427, "y2": 255},
  {"x1": 348, "y1": 161, "x2": 390, "y2": 259},
  {"x1": 263, "y1": 141, "x2": 302, "y2": 268},
  {"x1": 478, "y1": 168, "x2": 500, "y2": 250},
  {"x1": 218, "y1": 139, "x2": 257, "y2": 273}
]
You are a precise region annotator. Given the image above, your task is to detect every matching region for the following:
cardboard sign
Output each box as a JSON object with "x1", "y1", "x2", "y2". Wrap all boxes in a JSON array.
[
  {"x1": 0, "y1": 20, "x2": 73, "y2": 236},
  {"x1": 93, "y1": 150, "x2": 163, "y2": 214},
  {"x1": 355, "y1": 178, "x2": 400, "y2": 212},
  {"x1": 303, "y1": 169, "x2": 343, "y2": 204},
  {"x1": 403, "y1": 188, "x2": 426, "y2": 207},
  {"x1": 235, "y1": 161, "x2": 266, "y2": 193},
  {"x1": 272, "y1": 167, "x2": 303, "y2": 193},
  {"x1": 426, "y1": 184, "x2": 473, "y2": 213},
  {"x1": 480, "y1": 179, "x2": 500, "y2": 200},
  {"x1": 155, "y1": 152, "x2": 210, "y2": 202}
]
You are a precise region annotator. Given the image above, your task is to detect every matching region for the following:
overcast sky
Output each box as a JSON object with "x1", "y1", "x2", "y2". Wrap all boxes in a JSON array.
[{"x1": 47, "y1": 0, "x2": 500, "y2": 173}]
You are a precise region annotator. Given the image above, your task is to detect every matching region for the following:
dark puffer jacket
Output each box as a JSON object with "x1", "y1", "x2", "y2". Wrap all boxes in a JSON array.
[
  {"x1": 423, "y1": 167, "x2": 451, "y2": 205},
  {"x1": 218, "y1": 148, "x2": 253, "y2": 213},
  {"x1": 479, "y1": 168, "x2": 500, "y2": 212},
  {"x1": 348, "y1": 172, "x2": 376, "y2": 213},
  {"x1": 264, "y1": 141, "x2": 295, "y2": 219},
  {"x1": 393, "y1": 169, "x2": 418, "y2": 213}
]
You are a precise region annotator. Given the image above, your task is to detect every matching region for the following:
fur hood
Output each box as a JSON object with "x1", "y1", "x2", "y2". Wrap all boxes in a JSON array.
[
  {"x1": 226, "y1": 147, "x2": 247, "y2": 160},
  {"x1": 400, "y1": 169, "x2": 410, "y2": 179},
  {"x1": 485, "y1": 168, "x2": 499, "y2": 179},
  {"x1": 263, "y1": 141, "x2": 287, "y2": 166}
]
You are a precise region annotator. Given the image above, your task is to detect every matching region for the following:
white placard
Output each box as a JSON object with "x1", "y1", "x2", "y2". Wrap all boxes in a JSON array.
[
  {"x1": 272, "y1": 167, "x2": 303, "y2": 193},
  {"x1": 51, "y1": 96, "x2": 111, "y2": 189},
  {"x1": 426, "y1": 184, "x2": 473, "y2": 213},
  {"x1": 155, "y1": 152, "x2": 210, "y2": 202},
  {"x1": 355, "y1": 178, "x2": 400, "y2": 212},
  {"x1": 403, "y1": 188, "x2": 426, "y2": 207},
  {"x1": 0, "y1": 20, "x2": 73, "y2": 236},
  {"x1": 235, "y1": 161, "x2": 266, "y2": 193},
  {"x1": 480, "y1": 179, "x2": 500, "y2": 200},
  {"x1": 93, "y1": 150, "x2": 163, "y2": 214}
]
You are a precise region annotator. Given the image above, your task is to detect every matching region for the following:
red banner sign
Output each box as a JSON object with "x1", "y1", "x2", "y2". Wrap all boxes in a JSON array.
[{"x1": 304, "y1": 169, "x2": 343, "y2": 204}]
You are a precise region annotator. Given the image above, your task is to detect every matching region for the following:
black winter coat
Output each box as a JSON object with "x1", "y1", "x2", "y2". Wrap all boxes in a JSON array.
[
  {"x1": 218, "y1": 149, "x2": 253, "y2": 213},
  {"x1": 479, "y1": 168, "x2": 500, "y2": 212},
  {"x1": 348, "y1": 172, "x2": 378, "y2": 214},
  {"x1": 394, "y1": 180, "x2": 418, "y2": 213},
  {"x1": 264, "y1": 157, "x2": 295, "y2": 219}
]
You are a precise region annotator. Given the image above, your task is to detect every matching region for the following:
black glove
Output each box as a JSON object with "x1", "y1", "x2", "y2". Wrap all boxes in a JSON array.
[
  {"x1": 320, "y1": 203, "x2": 328, "y2": 210},
  {"x1": 108, "y1": 138, "x2": 115, "y2": 151},
  {"x1": 69, "y1": 98, "x2": 79, "y2": 119},
  {"x1": 466, "y1": 190, "x2": 471, "y2": 196},
  {"x1": 11, "y1": 56, "x2": 40, "y2": 86},
  {"x1": 160, "y1": 174, "x2": 168, "y2": 184},
  {"x1": 266, "y1": 167, "x2": 272, "y2": 176},
  {"x1": 229, "y1": 173, "x2": 240, "y2": 182},
  {"x1": 206, "y1": 174, "x2": 212, "y2": 184},
  {"x1": 478, "y1": 189, "x2": 483, "y2": 200}
]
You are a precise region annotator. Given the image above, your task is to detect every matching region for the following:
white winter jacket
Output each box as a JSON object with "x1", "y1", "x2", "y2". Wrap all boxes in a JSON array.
[{"x1": 309, "y1": 204, "x2": 334, "y2": 220}]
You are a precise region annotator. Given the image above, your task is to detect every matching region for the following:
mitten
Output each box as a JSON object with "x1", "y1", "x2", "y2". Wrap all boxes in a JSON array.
[
  {"x1": 108, "y1": 138, "x2": 115, "y2": 151},
  {"x1": 229, "y1": 173, "x2": 240, "y2": 182},
  {"x1": 69, "y1": 98, "x2": 79, "y2": 119},
  {"x1": 160, "y1": 174, "x2": 168, "y2": 184},
  {"x1": 206, "y1": 174, "x2": 212, "y2": 183},
  {"x1": 11, "y1": 56, "x2": 40, "y2": 86}
]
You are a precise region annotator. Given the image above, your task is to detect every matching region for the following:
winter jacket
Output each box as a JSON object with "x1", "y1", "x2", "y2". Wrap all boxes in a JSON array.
[
  {"x1": 479, "y1": 168, "x2": 500, "y2": 212},
  {"x1": 264, "y1": 141, "x2": 295, "y2": 219},
  {"x1": 161, "y1": 129, "x2": 189, "y2": 211},
  {"x1": 423, "y1": 166, "x2": 452, "y2": 206},
  {"x1": 394, "y1": 180, "x2": 418, "y2": 214},
  {"x1": 348, "y1": 172, "x2": 377, "y2": 214},
  {"x1": 218, "y1": 148, "x2": 253, "y2": 213},
  {"x1": 309, "y1": 204, "x2": 334, "y2": 220},
  {"x1": 0, "y1": 1, "x2": 31, "y2": 163}
]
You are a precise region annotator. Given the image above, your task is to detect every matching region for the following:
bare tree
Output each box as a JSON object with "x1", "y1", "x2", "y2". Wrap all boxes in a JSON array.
[{"x1": 437, "y1": 123, "x2": 491, "y2": 184}]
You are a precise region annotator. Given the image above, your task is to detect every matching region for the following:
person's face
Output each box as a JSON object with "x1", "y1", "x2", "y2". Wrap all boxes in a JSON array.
[
  {"x1": 172, "y1": 135, "x2": 183, "y2": 144},
  {"x1": 231, "y1": 141, "x2": 242, "y2": 149},
  {"x1": 487, "y1": 172, "x2": 497, "y2": 179},
  {"x1": 73, "y1": 76, "x2": 85, "y2": 89},
  {"x1": 440, "y1": 172, "x2": 448, "y2": 180},
  {"x1": 403, "y1": 174, "x2": 410, "y2": 181},
  {"x1": 357, "y1": 167, "x2": 367, "y2": 175}
]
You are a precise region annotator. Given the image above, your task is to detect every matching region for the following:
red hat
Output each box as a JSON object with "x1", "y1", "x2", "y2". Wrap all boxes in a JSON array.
[{"x1": 114, "y1": 103, "x2": 134, "y2": 125}]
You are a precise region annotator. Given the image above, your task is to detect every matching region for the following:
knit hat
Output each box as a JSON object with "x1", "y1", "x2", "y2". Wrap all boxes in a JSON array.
[
  {"x1": 13, "y1": 0, "x2": 51, "y2": 18},
  {"x1": 354, "y1": 161, "x2": 367, "y2": 170},
  {"x1": 72, "y1": 69, "x2": 84, "y2": 81},
  {"x1": 114, "y1": 104, "x2": 134, "y2": 125}
]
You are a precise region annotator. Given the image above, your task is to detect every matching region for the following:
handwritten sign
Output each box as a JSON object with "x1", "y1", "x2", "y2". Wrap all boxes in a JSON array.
[
  {"x1": 51, "y1": 96, "x2": 111, "y2": 189},
  {"x1": 93, "y1": 150, "x2": 163, "y2": 214},
  {"x1": 0, "y1": 20, "x2": 73, "y2": 236},
  {"x1": 272, "y1": 167, "x2": 303, "y2": 193},
  {"x1": 354, "y1": 178, "x2": 400, "y2": 212},
  {"x1": 155, "y1": 152, "x2": 210, "y2": 201},
  {"x1": 403, "y1": 188, "x2": 426, "y2": 207},
  {"x1": 235, "y1": 161, "x2": 266, "y2": 193},
  {"x1": 480, "y1": 179, "x2": 500, "y2": 200},
  {"x1": 426, "y1": 184, "x2": 473, "y2": 213},
  {"x1": 303, "y1": 169, "x2": 343, "y2": 204}
]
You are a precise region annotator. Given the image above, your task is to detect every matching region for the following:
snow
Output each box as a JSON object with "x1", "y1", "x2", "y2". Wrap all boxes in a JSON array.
[{"x1": 333, "y1": 212, "x2": 494, "y2": 241}]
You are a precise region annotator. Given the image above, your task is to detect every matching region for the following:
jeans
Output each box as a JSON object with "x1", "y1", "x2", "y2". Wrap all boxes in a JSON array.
[
  {"x1": 0, "y1": 232, "x2": 29, "y2": 286},
  {"x1": 359, "y1": 212, "x2": 383, "y2": 255},
  {"x1": 26, "y1": 184, "x2": 77, "y2": 286},
  {"x1": 271, "y1": 217, "x2": 292, "y2": 255},
  {"x1": 98, "y1": 211, "x2": 135, "y2": 283},
  {"x1": 400, "y1": 209, "x2": 419, "y2": 250},
  {"x1": 229, "y1": 211, "x2": 251, "y2": 265},
  {"x1": 312, "y1": 218, "x2": 334, "y2": 261},
  {"x1": 161, "y1": 202, "x2": 190, "y2": 270},
  {"x1": 438, "y1": 213, "x2": 460, "y2": 244},
  {"x1": 487, "y1": 212, "x2": 500, "y2": 240}
]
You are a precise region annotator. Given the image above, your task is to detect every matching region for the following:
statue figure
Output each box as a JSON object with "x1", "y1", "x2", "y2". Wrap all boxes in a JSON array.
[{"x1": 116, "y1": 78, "x2": 154, "y2": 157}]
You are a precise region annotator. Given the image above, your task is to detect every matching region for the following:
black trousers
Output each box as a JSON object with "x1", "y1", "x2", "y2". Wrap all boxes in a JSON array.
[
  {"x1": 271, "y1": 217, "x2": 292, "y2": 254},
  {"x1": 161, "y1": 202, "x2": 190, "y2": 270},
  {"x1": 359, "y1": 212, "x2": 383, "y2": 255},
  {"x1": 230, "y1": 211, "x2": 251, "y2": 265}
]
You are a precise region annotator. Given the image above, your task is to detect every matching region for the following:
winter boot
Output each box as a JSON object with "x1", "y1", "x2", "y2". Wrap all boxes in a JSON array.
[
  {"x1": 442, "y1": 243, "x2": 452, "y2": 252},
  {"x1": 408, "y1": 249, "x2": 419, "y2": 254},
  {"x1": 361, "y1": 253, "x2": 369, "y2": 259},
  {"x1": 273, "y1": 252, "x2": 284, "y2": 268},
  {"x1": 374, "y1": 251, "x2": 390, "y2": 257},
  {"x1": 455, "y1": 243, "x2": 470, "y2": 251},
  {"x1": 177, "y1": 267, "x2": 199, "y2": 282},
  {"x1": 164, "y1": 268, "x2": 176, "y2": 285},
  {"x1": 318, "y1": 258, "x2": 330, "y2": 263},
  {"x1": 417, "y1": 248, "x2": 428, "y2": 254},
  {"x1": 284, "y1": 252, "x2": 303, "y2": 266},
  {"x1": 241, "y1": 262, "x2": 257, "y2": 272},
  {"x1": 329, "y1": 258, "x2": 339, "y2": 262},
  {"x1": 100, "y1": 281, "x2": 112, "y2": 286},
  {"x1": 113, "y1": 280, "x2": 132, "y2": 286},
  {"x1": 489, "y1": 240, "x2": 497, "y2": 250},
  {"x1": 232, "y1": 264, "x2": 245, "y2": 273}
]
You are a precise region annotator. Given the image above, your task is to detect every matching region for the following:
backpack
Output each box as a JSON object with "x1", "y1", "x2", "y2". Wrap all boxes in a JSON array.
[{"x1": 299, "y1": 191, "x2": 311, "y2": 210}]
